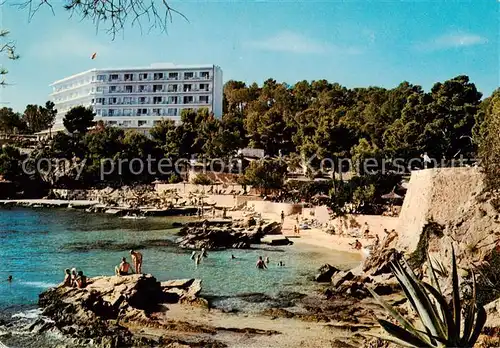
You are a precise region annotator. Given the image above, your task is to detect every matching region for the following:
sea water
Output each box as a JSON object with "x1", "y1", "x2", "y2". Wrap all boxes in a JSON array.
[{"x1": 0, "y1": 207, "x2": 361, "y2": 314}]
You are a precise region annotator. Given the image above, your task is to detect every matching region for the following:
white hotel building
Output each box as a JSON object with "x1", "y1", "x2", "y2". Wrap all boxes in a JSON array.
[{"x1": 49, "y1": 63, "x2": 223, "y2": 132}]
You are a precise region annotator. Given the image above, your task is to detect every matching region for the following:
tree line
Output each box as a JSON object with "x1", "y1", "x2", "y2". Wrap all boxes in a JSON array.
[{"x1": 0, "y1": 75, "x2": 498, "y2": 203}]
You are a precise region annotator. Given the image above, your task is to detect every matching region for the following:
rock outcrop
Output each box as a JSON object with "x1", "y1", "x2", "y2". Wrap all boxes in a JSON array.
[
  {"x1": 176, "y1": 226, "x2": 264, "y2": 250},
  {"x1": 314, "y1": 264, "x2": 340, "y2": 283},
  {"x1": 38, "y1": 274, "x2": 205, "y2": 347}
]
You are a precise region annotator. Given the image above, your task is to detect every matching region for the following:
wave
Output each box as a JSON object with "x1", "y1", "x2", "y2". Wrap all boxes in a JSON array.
[
  {"x1": 11, "y1": 308, "x2": 42, "y2": 320},
  {"x1": 20, "y1": 281, "x2": 58, "y2": 289}
]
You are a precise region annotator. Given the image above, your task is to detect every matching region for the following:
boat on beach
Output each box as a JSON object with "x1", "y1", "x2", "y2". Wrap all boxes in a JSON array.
[{"x1": 120, "y1": 214, "x2": 146, "y2": 220}]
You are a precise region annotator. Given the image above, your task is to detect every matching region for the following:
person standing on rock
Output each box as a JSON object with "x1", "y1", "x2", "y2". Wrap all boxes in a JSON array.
[
  {"x1": 256, "y1": 256, "x2": 267, "y2": 269},
  {"x1": 201, "y1": 247, "x2": 207, "y2": 258},
  {"x1": 130, "y1": 250, "x2": 143, "y2": 274},
  {"x1": 280, "y1": 211, "x2": 285, "y2": 224}
]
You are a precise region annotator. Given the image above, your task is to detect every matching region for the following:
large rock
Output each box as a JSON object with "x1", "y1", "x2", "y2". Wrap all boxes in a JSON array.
[
  {"x1": 261, "y1": 235, "x2": 293, "y2": 246},
  {"x1": 38, "y1": 274, "x2": 206, "y2": 347},
  {"x1": 314, "y1": 264, "x2": 340, "y2": 283},
  {"x1": 160, "y1": 278, "x2": 203, "y2": 304},
  {"x1": 331, "y1": 271, "x2": 355, "y2": 288},
  {"x1": 262, "y1": 221, "x2": 282, "y2": 235},
  {"x1": 176, "y1": 225, "x2": 264, "y2": 250}
]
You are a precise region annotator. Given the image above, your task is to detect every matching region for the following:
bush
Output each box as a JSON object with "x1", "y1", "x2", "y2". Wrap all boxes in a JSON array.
[{"x1": 192, "y1": 173, "x2": 213, "y2": 185}]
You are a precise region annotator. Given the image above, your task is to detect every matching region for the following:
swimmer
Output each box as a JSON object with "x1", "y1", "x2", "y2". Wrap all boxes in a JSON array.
[
  {"x1": 190, "y1": 251, "x2": 197, "y2": 260},
  {"x1": 256, "y1": 256, "x2": 267, "y2": 269}
]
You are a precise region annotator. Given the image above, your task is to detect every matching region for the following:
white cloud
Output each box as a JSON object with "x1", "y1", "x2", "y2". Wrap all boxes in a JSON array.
[
  {"x1": 30, "y1": 30, "x2": 111, "y2": 60},
  {"x1": 415, "y1": 32, "x2": 488, "y2": 51},
  {"x1": 247, "y1": 31, "x2": 362, "y2": 55}
]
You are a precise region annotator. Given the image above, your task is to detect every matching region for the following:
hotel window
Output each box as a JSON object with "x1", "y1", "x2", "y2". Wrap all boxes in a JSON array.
[
  {"x1": 152, "y1": 108, "x2": 161, "y2": 116},
  {"x1": 97, "y1": 74, "x2": 106, "y2": 81},
  {"x1": 108, "y1": 97, "x2": 117, "y2": 104},
  {"x1": 124, "y1": 73, "x2": 133, "y2": 81},
  {"x1": 139, "y1": 97, "x2": 147, "y2": 104},
  {"x1": 95, "y1": 98, "x2": 104, "y2": 104},
  {"x1": 109, "y1": 74, "x2": 119, "y2": 81},
  {"x1": 123, "y1": 109, "x2": 132, "y2": 116},
  {"x1": 168, "y1": 72, "x2": 178, "y2": 80},
  {"x1": 102, "y1": 109, "x2": 108, "y2": 116},
  {"x1": 184, "y1": 72, "x2": 194, "y2": 80},
  {"x1": 183, "y1": 84, "x2": 192, "y2": 92},
  {"x1": 168, "y1": 96, "x2": 178, "y2": 104},
  {"x1": 123, "y1": 97, "x2": 132, "y2": 104},
  {"x1": 153, "y1": 96, "x2": 162, "y2": 104},
  {"x1": 199, "y1": 95, "x2": 209, "y2": 104},
  {"x1": 122, "y1": 120, "x2": 132, "y2": 126},
  {"x1": 109, "y1": 109, "x2": 116, "y2": 116},
  {"x1": 183, "y1": 96, "x2": 194, "y2": 104},
  {"x1": 200, "y1": 71, "x2": 210, "y2": 79},
  {"x1": 153, "y1": 85, "x2": 163, "y2": 92},
  {"x1": 96, "y1": 109, "x2": 102, "y2": 116},
  {"x1": 107, "y1": 121, "x2": 117, "y2": 125},
  {"x1": 167, "y1": 84, "x2": 178, "y2": 92},
  {"x1": 96, "y1": 86, "x2": 103, "y2": 92},
  {"x1": 137, "y1": 108, "x2": 148, "y2": 115},
  {"x1": 139, "y1": 73, "x2": 148, "y2": 81},
  {"x1": 138, "y1": 85, "x2": 146, "y2": 92},
  {"x1": 138, "y1": 120, "x2": 148, "y2": 127},
  {"x1": 199, "y1": 83, "x2": 209, "y2": 91},
  {"x1": 154, "y1": 73, "x2": 164, "y2": 81},
  {"x1": 109, "y1": 86, "x2": 117, "y2": 93},
  {"x1": 167, "y1": 108, "x2": 177, "y2": 116},
  {"x1": 125, "y1": 85, "x2": 133, "y2": 93}
]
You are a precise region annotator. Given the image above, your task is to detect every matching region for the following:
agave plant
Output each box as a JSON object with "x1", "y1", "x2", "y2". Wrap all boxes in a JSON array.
[{"x1": 368, "y1": 247, "x2": 487, "y2": 347}]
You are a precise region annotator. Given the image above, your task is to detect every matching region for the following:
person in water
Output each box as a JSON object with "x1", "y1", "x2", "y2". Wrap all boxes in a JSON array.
[
  {"x1": 75, "y1": 271, "x2": 87, "y2": 288},
  {"x1": 201, "y1": 247, "x2": 207, "y2": 258},
  {"x1": 195, "y1": 253, "x2": 202, "y2": 267},
  {"x1": 190, "y1": 251, "x2": 197, "y2": 260},
  {"x1": 7, "y1": 275, "x2": 12, "y2": 282},
  {"x1": 264, "y1": 256, "x2": 270, "y2": 264},
  {"x1": 130, "y1": 250, "x2": 143, "y2": 274},
  {"x1": 256, "y1": 256, "x2": 267, "y2": 269},
  {"x1": 231, "y1": 254, "x2": 236, "y2": 259},
  {"x1": 115, "y1": 257, "x2": 132, "y2": 276}
]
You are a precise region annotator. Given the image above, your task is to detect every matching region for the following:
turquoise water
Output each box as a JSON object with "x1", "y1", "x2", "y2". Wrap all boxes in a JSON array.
[{"x1": 0, "y1": 208, "x2": 361, "y2": 312}]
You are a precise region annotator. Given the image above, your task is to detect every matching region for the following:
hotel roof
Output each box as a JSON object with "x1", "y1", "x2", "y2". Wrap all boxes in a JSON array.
[{"x1": 50, "y1": 63, "x2": 219, "y2": 86}]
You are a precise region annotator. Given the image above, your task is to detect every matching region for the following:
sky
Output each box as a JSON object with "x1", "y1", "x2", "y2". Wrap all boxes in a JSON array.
[{"x1": 0, "y1": 0, "x2": 498, "y2": 113}]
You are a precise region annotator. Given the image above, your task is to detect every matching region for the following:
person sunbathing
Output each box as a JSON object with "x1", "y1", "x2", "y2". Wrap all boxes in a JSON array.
[
  {"x1": 115, "y1": 257, "x2": 133, "y2": 276},
  {"x1": 75, "y1": 271, "x2": 87, "y2": 288},
  {"x1": 61, "y1": 269, "x2": 72, "y2": 287}
]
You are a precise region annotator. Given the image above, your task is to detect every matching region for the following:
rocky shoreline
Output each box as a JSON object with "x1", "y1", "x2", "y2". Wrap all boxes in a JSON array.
[
  {"x1": 30, "y1": 273, "x2": 385, "y2": 348},
  {"x1": 35, "y1": 274, "x2": 213, "y2": 347}
]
